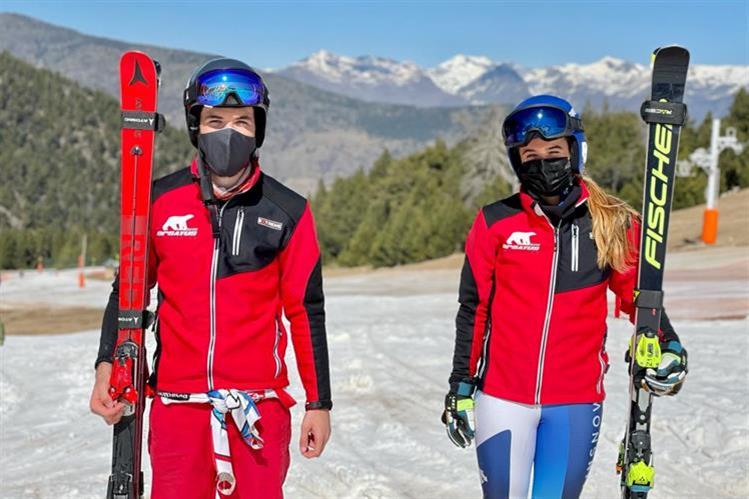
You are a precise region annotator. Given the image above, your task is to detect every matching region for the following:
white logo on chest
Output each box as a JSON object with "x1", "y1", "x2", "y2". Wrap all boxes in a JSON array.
[
  {"x1": 157, "y1": 214, "x2": 198, "y2": 237},
  {"x1": 503, "y1": 231, "x2": 540, "y2": 251},
  {"x1": 257, "y1": 217, "x2": 283, "y2": 231}
]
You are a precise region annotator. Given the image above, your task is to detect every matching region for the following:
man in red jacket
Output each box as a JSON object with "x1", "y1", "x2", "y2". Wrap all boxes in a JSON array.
[{"x1": 90, "y1": 58, "x2": 332, "y2": 498}]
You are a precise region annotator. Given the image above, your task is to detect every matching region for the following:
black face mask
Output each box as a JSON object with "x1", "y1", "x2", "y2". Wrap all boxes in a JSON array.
[
  {"x1": 518, "y1": 157, "x2": 574, "y2": 198},
  {"x1": 197, "y1": 128, "x2": 256, "y2": 177}
]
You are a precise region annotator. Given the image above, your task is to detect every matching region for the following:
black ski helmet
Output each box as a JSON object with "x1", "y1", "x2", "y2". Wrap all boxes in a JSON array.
[{"x1": 184, "y1": 58, "x2": 270, "y2": 148}]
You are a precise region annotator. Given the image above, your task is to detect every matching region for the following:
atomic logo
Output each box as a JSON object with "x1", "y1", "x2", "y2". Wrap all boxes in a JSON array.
[{"x1": 129, "y1": 60, "x2": 148, "y2": 86}]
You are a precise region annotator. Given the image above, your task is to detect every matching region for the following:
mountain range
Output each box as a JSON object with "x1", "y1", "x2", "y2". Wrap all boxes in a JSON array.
[
  {"x1": 0, "y1": 13, "x2": 496, "y2": 194},
  {"x1": 1, "y1": 12, "x2": 746, "y2": 194},
  {"x1": 278, "y1": 50, "x2": 748, "y2": 120}
]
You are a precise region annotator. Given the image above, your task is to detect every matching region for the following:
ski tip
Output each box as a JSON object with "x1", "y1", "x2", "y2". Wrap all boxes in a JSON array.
[
  {"x1": 119, "y1": 51, "x2": 160, "y2": 111},
  {"x1": 650, "y1": 45, "x2": 691, "y2": 65},
  {"x1": 120, "y1": 50, "x2": 151, "y2": 63}
]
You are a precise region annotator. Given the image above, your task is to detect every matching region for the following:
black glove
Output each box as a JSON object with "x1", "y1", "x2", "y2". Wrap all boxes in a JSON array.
[
  {"x1": 643, "y1": 340, "x2": 688, "y2": 396},
  {"x1": 441, "y1": 382, "x2": 476, "y2": 448}
]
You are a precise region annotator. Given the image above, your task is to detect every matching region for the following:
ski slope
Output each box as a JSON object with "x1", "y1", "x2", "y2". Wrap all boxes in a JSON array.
[{"x1": 1, "y1": 249, "x2": 747, "y2": 498}]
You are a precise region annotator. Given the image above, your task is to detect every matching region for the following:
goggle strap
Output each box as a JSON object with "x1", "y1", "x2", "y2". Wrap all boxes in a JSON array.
[{"x1": 569, "y1": 116, "x2": 583, "y2": 131}]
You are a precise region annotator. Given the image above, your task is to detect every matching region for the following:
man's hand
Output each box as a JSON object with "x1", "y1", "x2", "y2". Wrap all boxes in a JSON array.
[
  {"x1": 299, "y1": 409, "x2": 331, "y2": 458},
  {"x1": 89, "y1": 362, "x2": 126, "y2": 425}
]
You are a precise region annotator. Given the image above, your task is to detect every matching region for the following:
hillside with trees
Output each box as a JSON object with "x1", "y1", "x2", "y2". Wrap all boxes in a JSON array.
[
  {"x1": 0, "y1": 13, "x2": 496, "y2": 194},
  {"x1": 313, "y1": 90, "x2": 749, "y2": 267},
  {"x1": 0, "y1": 51, "x2": 193, "y2": 268},
  {"x1": 1, "y1": 44, "x2": 746, "y2": 270}
]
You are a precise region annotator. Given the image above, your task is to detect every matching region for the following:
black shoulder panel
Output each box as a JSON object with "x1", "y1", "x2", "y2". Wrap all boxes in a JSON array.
[
  {"x1": 555, "y1": 209, "x2": 610, "y2": 293},
  {"x1": 260, "y1": 173, "x2": 308, "y2": 225},
  {"x1": 482, "y1": 193, "x2": 523, "y2": 228},
  {"x1": 216, "y1": 173, "x2": 309, "y2": 279},
  {"x1": 152, "y1": 167, "x2": 194, "y2": 203}
]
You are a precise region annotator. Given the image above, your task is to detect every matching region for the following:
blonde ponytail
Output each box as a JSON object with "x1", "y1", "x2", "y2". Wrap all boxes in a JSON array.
[{"x1": 582, "y1": 176, "x2": 639, "y2": 273}]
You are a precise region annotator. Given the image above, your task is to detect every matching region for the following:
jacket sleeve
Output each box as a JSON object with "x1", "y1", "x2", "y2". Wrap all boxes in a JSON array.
[
  {"x1": 608, "y1": 219, "x2": 640, "y2": 322},
  {"x1": 95, "y1": 235, "x2": 159, "y2": 368},
  {"x1": 279, "y1": 203, "x2": 332, "y2": 410},
  {"x1": 608, "y1": 218, "x2": 680, "y2": 343},
  {"x1": 95, "y1": 277, "x2": 120, "y2": 368},
  {"x1": 449, "y1": 209, "x2": 498, "y2": 391}
]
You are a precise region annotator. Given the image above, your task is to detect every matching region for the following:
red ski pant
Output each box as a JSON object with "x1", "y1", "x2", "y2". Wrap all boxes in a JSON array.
[{"x1": 149, "y1": 396, "x2": 291, "y2": 499}]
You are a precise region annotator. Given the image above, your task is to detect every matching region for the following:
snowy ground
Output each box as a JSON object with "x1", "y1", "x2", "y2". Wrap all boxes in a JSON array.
[{"x1": 1, "y1": 248, "x2": 748, "y2": 498}]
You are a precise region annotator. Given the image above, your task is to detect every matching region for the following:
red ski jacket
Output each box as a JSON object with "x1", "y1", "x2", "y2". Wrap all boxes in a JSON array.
[
  {"x1": 449, "y1": 181, "x2": 672, "y2": 405},
  {"x1": 98, "y1": 160, "x2": 331, "y2": 410}
]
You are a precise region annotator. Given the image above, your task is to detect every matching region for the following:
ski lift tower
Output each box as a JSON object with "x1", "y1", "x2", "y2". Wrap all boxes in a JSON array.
[{"x1": 676, "y1": 118, "x2": 744, "y2": 244}]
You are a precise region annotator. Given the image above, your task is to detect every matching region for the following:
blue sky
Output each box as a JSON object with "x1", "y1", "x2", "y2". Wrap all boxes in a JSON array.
[{"x1": 3, "y1": 1, "x2": 747, "y2": 68}]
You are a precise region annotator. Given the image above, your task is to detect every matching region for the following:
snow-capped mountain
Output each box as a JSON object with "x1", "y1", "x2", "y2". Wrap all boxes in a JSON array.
[
  {"x1": 525, "y1": 57, "x2": 648, "y2": 99},
  {"x1": 460, "y1": 63, "x2": 530, "y2": 105},
  {"x1": 525, "y1": 56, "x2": 749, "y2": 119},
  {"x1": 427, "y1": 54, "x2": 496, "y2": 95},
  {"x1": 277, "y1": 50, "x2": 465, "y2": 107},
  {"x1": 276, "y1": 51, "x2": 748, "y2": 119},
  {"x1": 290, "y1": 49, "x2": 422, "y2": 86}
]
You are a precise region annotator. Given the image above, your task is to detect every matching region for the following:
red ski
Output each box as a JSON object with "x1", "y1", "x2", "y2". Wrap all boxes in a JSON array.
[{"x1": 107, "y1": 51, "x2": 164, "y2": 499}]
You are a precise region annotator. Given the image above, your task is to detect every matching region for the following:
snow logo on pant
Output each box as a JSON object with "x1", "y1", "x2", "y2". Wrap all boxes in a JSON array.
[
  {"x1": 503, "y1": 231, "x2": 540, "y2": 251},
  {"x1": 157, "y1": 214, "x2": 198, "y2": 237},
  {"x1": 584, "y1": 403, "x2": 602, "y2": 479}
]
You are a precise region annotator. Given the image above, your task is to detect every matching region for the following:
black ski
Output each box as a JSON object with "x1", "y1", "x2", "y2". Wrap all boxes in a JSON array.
[{"x1": 616, "y1": 46, "x2": 690, "y2": 499}]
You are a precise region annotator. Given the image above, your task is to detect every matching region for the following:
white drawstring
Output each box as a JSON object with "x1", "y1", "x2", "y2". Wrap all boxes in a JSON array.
[{"x1": 160, "y1": 388, "x2": 278, "y2": 497}]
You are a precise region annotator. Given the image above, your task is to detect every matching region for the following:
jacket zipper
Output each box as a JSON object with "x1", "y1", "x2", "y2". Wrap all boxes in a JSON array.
[
  {"x1": 476, "y1": 317, "x2": 492, "y2": 381},
  {"x1": 475, "y1": 280, "x2": 496, "y2": 382},
  {"x1": 534, "y1": 220, "x2": 559, "y2": 405},
  {"x1": 207, "y1": 201, "x2": 231, "y2": 391},
  {"x1": 596, "y1": 348, "x2": 606, "y2": 394},
  {"x1": 231, "y1": 208, "x2": 245, "y2": 256},
  {"x1": 596, "y1": 332, "x2": 608, "y2": 394},
  {"x1": 273, "y1": 317, "x2": 282, "y2": 378},
  {"x1": 571, "y1": 223, "x2": 579, "y2": 272}
]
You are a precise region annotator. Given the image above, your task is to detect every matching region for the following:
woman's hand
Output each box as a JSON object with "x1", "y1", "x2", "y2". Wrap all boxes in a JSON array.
[{"x1": 643, "y1": 340, "x2": 688, "y2": 397}]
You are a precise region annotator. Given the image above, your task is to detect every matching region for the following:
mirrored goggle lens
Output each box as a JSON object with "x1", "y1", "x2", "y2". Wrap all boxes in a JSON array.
[
  {"x1": 503, "y1": 106, "x2": 570, "y2": 147},
  {"x1": 195, "y1": 68, "x2": 265, "y2": 106}
]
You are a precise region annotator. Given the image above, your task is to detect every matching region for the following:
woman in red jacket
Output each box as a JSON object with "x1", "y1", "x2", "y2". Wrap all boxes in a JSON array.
[{"x1": 442, "y1": 95, "x2": 688, "y2": 499}]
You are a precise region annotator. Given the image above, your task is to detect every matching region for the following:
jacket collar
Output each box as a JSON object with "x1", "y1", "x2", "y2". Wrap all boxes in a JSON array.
[
  {"x1": 189, "y1": 156, "x2": 263, "y2": 200},
  {"x1": 518, "y1": 178, "x2": 590, "y2": 219}
]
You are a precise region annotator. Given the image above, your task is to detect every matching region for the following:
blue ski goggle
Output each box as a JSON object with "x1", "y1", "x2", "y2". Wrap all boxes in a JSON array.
[
  {"x1": 502, "y1": 105, "x2": 583, "y2": 148},
  {"x1": 194, "y1": 68, "x2": 266, "y2": 107}
]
